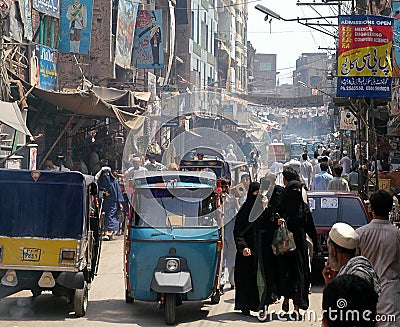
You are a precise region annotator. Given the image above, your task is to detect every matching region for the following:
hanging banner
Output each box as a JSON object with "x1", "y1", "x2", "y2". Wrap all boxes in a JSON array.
[
  {"x1": 32, "y1": 0, "x2": 59, "y2": 17},
  {"x1": 147, "y1": 72, "x2": 157, "y2": 102},
  {"x1": 59, "y1": 0, "x2": 93, "y2": 54},
  {"x1": 134, "y1": 10, "x2": 164, "y2": 69},
  {"x1": 163, "y1": 0, "x2": 175, "y2": 85},
  {"x1": 19, "y1": 0, "x2": 33, "y2": 40},
  {"x1": 337, "y1": 15, "x2": 393, "y2": 98},
  {"x1": 115, "y1": 0, "x2": 139, "y2": 69},
  {"x1": 30, "y1": 45, "x2": 58, "y2": 91}
]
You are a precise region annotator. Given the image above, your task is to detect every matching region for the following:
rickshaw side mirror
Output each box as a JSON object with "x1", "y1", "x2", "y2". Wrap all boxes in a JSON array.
[{"x1": 89, "y1": 182, "x2": 98, "y2": 196}]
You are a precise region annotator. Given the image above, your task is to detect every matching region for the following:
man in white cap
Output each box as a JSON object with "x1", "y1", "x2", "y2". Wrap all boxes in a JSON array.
[
  {"x1": 127, "y1": 156, "x2": 148, "y2": 173},
  {"x1": 322, "y1": 222, "x2": 381, "y2": 295},
  {"x1": 339, "y1": 150, "x2": 351, "y2": 175}
]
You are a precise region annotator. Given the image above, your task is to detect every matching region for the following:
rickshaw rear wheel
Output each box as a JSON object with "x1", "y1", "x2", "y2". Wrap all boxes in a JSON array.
[
  {"x1": 164, "y1": 293, "x2": 176, "y2": 325},
  {"x1": 210, "y1": 289, "x2": 221, "y2": 304},
  {"x1": 73, "y1": 281, "x2": 88, "y2": 317},
  {"x1": 125, "y1": 290, "x2": 134, "y2": 303}
]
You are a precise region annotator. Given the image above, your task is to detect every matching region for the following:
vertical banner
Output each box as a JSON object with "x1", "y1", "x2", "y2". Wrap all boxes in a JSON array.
[
  {"x1": 337, "y1": 15, "x2": 393, "y2": 98},
  {"x1": 59, "y1": 0, "x2": 93, "y2": 54},
  {"x1": 163, "y1": 0, "x2": 175, "y2": 85},
  {"x1": 393, "y1": 2, "x2": 400, "y2": 76},
  {"x1": 19, "y1": 0, "x2": 33, "y2": 40},
  {"x1": 32, "y1": 0, "x2": 60, "y2": 17},
  {"x1": 115, "y1": 0, "x2": 139, "y2": 69},
  {"x1": 30, "y1": 45, "x2": 58, "y2": 91},
  {"x1": 134, "y1": 10, "x2": 164, "y2": 69}
]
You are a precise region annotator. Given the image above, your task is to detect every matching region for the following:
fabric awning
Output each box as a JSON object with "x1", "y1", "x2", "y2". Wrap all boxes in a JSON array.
[
  {"x1": 0, "y1": 100, "x2": 32, "y2": 136},
  {"x1": 9, "y1": 72, "x2": 147, "y2": 130}
]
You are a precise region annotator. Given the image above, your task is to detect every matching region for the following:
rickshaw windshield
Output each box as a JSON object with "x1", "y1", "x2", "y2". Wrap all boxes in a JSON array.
[{"x1": 134, "y1": 188, "x2": 218, "y2": 227}]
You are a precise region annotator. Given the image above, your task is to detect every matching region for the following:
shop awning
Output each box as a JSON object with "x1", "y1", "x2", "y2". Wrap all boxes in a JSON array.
[
  {"x1": 9, "y1": 72, "x2": 147, "y2": 130},
  {"x1": 0, "y1": 100, "x2": 32, "y2": 136}
]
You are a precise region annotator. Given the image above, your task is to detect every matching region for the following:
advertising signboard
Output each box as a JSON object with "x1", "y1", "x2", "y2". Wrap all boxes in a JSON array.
[
  {"x1": 340, "y1": 110, "x2": 357, "y2": 131},
  {"x1": 32, "y1": 0, "x2": 59, "y2": 17},
  {"x1": 337, "y1": 15, "x2": 393, "y2": 98},
  {"x1": 30, "y1": 45, "x2": 58, "y2": 91},
  {"x1": 393, "y1": 1, "x2": 400, "y2": 76},
  {"x1": 133, "y1": 10, "x2": 164, "y2": 69},
  {"x1": 59, "y1": 0, "x2": 93, "y2": 54}
]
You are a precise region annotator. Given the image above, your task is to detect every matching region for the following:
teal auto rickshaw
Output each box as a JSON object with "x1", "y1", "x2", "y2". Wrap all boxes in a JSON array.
[{"x1": 123, "y1": 170, "x2": 223, "y2": 325}]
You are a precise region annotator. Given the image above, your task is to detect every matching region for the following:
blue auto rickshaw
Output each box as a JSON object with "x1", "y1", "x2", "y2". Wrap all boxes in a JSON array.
[
  {"x1": 0, "y1": 169, "x2": 102, "y2": 317},
  {"x1": 123, "y1": 170, "x2": 223, "y2": 325}
]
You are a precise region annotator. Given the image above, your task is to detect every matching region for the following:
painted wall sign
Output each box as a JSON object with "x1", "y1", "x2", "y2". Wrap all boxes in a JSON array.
[{"x1": 59, "y1": 0, "x2": 93, "y2": 54}]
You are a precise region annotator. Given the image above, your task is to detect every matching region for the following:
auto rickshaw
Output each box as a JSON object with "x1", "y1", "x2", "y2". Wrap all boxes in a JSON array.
[
  {"x1": 0, "y1": 169, "x2": 102, "y2": 317},
  {"x1": 123, "y1": 170, "x2": 223, "y2": 325}
]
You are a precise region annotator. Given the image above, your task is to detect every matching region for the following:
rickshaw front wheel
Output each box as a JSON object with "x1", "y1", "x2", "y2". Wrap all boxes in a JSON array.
[
  {"x1": 125, "y1": 290, "x2": 134, "y2": 303},
  {"x1": 73, "y1": 281, "x2": 88, "y2": 317},
  {"x1": 164, "y1": 293, "x2": 176, "y2": 325}
]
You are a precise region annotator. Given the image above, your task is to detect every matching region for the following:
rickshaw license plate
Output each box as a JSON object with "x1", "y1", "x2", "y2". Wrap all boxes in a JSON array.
[{"x1": 22, "y1": 248, "x2": 41, "y2": 262}]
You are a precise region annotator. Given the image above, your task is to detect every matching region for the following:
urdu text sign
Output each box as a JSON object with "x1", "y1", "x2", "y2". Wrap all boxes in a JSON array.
[{"x1": 337, "y1": 15, "x2": 393, "y2": 99}]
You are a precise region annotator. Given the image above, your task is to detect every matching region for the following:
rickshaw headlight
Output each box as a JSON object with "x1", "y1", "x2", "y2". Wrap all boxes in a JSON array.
[
  {"x1": 165, "y1": 259, "x2": 179, "y2": 272},
  {"x1": 61, "y1": 250, "x2": 76, "y2": 260}
]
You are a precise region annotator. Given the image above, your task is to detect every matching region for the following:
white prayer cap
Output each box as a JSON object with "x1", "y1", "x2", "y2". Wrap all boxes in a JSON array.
[
  {"x1": 329, "y1": 222, "x2": 359, "y2": 250},
  {"x1": 132, "y1": 157, "x2": 141, "y2": 162},
  {"x1": 343, "y1": 150, "x2": 348, "y2": 155}
]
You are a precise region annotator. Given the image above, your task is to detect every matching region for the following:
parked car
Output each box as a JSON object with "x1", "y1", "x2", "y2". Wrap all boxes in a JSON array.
[{"x1": 307, "y1": 191, "x2": 371, "y2": 283}]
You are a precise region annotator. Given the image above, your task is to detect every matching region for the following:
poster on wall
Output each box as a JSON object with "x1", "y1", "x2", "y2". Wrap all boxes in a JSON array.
[
  {"x1": 337, "y1": 15, "x2": 393, "y2": 98},
  {"x1": 115, "y1": 0, "x2": 139, "y2": 69},
  {"x1": 30, "y1": 45, "x2": 58, "y2": 91},
  {"x1": 134, "y1": 10, "x2": 164, "y2": 69},
  {"x1": 32, "y1": 0, "x2": 59, "y2": 17},
  {"x1": 340, "y1": 110, "x2": 357, "y2": 131},
  {"x1": 59, "y1": 0, "x2": 93, "y2": 54}
]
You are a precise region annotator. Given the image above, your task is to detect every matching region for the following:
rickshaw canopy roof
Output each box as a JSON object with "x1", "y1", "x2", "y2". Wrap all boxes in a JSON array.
[
  {"x1": 0, "y1": 169, "x2": 91, "y2": 238},
  {"x1": 127, "y1": 170, "x2": 216, "y2": 188}
]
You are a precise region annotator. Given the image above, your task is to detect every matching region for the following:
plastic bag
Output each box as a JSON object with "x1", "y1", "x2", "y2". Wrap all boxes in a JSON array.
[{"x1": 271, "y1": 222, "x2": 296, "y2": 255}]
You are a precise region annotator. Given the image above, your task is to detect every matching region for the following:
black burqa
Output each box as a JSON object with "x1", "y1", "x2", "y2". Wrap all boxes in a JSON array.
[
  {"x1": 233, "y1": 182, "x2": 261, "y2": 312},
  {"x1": 276, "y1": 180, "x2": 321, "y2": 310},
  {"x1": 255, "y1": 184, "x2": 284, "y2": 309}
]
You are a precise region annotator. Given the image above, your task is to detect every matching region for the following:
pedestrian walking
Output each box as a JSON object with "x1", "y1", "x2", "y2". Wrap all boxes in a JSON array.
[
  {"x1": 327, "y1": 165, "x2": 350, "y2": 191},
  {"x1": 356, "y1": 190, "x2": 400, "y2": 327},
  {"x1": 233, "y1": 181, "x2": 261, "y2": 315},
  {"x1": 339, "y1": 150, "x2": 351, "y2": 175},
  {"x1": 96, "y1": 167, "x2": 124, "y2": 241},
  {"x1": 311, "y1": 162, "x2": 333, "y2": 190},
  {"x1": 276, "y1": 167, "x2": 321, "y2": 318}
]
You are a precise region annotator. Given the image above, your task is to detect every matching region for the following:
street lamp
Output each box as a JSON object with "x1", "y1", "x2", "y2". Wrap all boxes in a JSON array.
[{"x1": 254, "y1": 4, "x2": 337, "y2": 38}]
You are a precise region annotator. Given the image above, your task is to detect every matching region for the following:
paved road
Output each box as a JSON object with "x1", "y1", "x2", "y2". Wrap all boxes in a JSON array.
[{"x1": 0, "y1": 237, "x2": 324, "y2": 327}]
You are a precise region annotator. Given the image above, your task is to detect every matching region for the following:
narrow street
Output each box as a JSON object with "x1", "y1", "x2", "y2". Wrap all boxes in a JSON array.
[{"x1": 0, "y1": 236, "x2": 324, "y2": 327}]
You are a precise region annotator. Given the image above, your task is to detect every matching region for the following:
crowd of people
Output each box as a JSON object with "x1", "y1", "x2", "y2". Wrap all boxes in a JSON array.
[{"x1": 218, "y1": 146, "x2": 399, "y2": 325}]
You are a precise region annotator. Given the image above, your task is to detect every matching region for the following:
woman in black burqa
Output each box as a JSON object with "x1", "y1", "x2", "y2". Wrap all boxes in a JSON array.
[
  {"x1": 233, "y1": 181, "x2": 261, "y2": 315},
  {"x1": 255, "y1": 174, "x2": 284, "y2": 317},
  {"x1": 276, "y1": 167, "x2": 321, "y2": 316}
]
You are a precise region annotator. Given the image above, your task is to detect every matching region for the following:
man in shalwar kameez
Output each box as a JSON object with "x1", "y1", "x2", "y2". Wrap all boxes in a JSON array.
[{"x1": 357, "y1": 190, "x2": 400, "y2": 327}]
